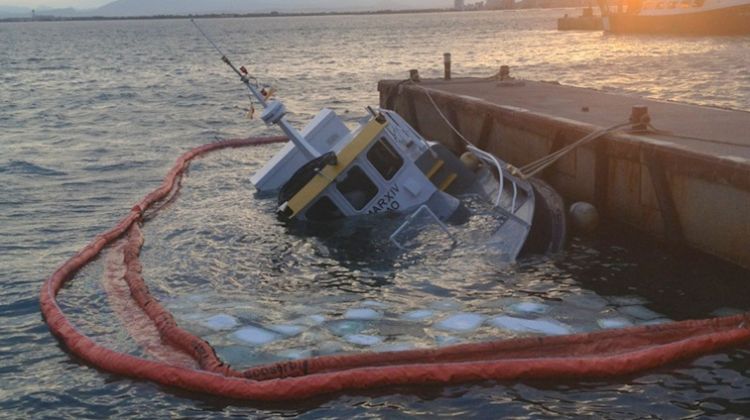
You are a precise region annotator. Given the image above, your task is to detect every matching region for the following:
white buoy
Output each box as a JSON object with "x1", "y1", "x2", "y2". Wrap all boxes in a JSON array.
[
  {"x1": 460, "y1": 152, "x2": 481, "y2": 172},
  {"x1": 401, "y1": 309, "x2": 435, "y2": 321},
  {"x1": 201, "y1": 314, "x2": 239, "y2": 331},
  {"x1": 344, "y1": 334, "x2": 383, "y2": 346},
  {"x1": 344, "y1": 308, "x2": 382, "y2": 320},
  {"x1": 488, "y1": 316, "x2": 572, "y2": 336},
  {"x1": 434, "y1": 313, "x2": 485, "y2": 333},
  {"x1": 232, "y1": 326, "x2": 281, "y2": 346},
  {"x1": 267, "y1": 324, "x2": 306, "y2": 336},
  {"x1": 569, "y1": 202, "x2": 599, "y2": 233}
]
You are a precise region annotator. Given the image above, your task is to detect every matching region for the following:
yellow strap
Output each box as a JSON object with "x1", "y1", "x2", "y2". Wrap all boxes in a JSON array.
[
  {"x1": 425, "y1": 160, "x2": 445, "y2": 180},
  {"x1": 439, "y1": 173, "x2": 458, "y2": 192},
  {"x1": 286, "y1": 118, "x2": 387, "y2": 217}
]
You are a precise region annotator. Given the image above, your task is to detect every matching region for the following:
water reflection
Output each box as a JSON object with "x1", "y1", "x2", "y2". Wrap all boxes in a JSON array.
[{"x1": 3, "y1": 10, "x2": 749, "y2": 417}]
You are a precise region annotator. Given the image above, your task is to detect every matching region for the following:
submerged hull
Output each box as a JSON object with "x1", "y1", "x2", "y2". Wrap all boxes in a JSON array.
[
  {"x1": 521, "y1": 179, "x2": 567, "y2": 257},
  {"x1": 604, "y1": 3, "x2": 750, "y2": 35}
]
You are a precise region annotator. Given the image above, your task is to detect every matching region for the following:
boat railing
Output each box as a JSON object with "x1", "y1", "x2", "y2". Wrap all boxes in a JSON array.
[
  {"x1": 466, "y1": 145, "x2": 521, "y2": 212},
  {"x1": 389, "y1": 204, "x2": 455, "y2": 250}
]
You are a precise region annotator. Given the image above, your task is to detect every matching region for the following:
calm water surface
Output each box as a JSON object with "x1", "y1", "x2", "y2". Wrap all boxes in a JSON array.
[{"x1": 2, "y1": 10, "x2": 750, "y2": 418}]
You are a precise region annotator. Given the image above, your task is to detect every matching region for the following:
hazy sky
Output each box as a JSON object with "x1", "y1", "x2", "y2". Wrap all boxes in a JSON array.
[
  {"x1": 0, "y1": 0, "x2": 451, "y2": 11},
  {"x1": 0, "y1": 0, "x2": 110, "y2": 8}
]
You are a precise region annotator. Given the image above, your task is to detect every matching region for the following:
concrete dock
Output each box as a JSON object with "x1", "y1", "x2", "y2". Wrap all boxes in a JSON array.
[{"x1": 378, "y1": 76, "x2": 750, "y2": 269}]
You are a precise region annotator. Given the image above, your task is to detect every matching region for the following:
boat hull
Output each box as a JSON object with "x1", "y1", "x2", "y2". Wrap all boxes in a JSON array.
[
  {"x1": 558, "y1": 15, "x2": 604, "y2": 31},
  {"x1": 520, "y1": 179, "x2": 567, "y2": 257},
  {"x1": 604, "y1": 3, "x2": 750, "y2": 35}
]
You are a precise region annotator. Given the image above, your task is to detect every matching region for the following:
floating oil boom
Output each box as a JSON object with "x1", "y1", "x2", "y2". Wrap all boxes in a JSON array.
[{"x1": 39, "y1": 135, "x2": 750, "y2": 402}]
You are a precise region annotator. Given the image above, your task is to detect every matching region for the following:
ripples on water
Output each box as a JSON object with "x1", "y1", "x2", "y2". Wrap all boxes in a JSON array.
[{"x1": 1, "y1": 10, "x2": 749, "y2": 417}]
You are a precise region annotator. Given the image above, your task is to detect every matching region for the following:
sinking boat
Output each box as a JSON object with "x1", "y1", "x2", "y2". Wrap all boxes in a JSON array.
[
  {"x1": 186, "y1": 19, "x2": 564, "y2": 260},
  {"x1": 598, "y1": 0, "x2": 750, "y2": 35},
  {"x1": 243, "y1": 78, "x2": 564, "y2": 260}
]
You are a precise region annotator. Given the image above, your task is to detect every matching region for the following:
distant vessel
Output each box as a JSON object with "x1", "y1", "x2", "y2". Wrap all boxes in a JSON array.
[
  {"x1": 557, "y1": 6, "x2": 604, "y2": 31},
  {"x1": 598, "y1": 0, "x2": 750, "y2": 35}
]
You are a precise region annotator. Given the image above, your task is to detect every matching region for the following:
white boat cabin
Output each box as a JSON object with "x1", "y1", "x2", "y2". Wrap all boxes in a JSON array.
[
  {"x1": 252, "y1": 108, "x2": 466, "y2": 224},
  {"x1": 249, "y1": 94, "x2": 537, "y2": 259}
]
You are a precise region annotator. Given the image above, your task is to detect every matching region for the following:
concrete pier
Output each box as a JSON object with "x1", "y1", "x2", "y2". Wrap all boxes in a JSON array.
[{"x1": 378, "y1": 77, "x2": 750, "y2": 269}]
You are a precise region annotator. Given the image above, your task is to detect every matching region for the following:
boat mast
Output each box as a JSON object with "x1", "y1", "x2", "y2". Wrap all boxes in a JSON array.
[{"x1": 191, "y1": 19, "x2": 320, "y2": 160}]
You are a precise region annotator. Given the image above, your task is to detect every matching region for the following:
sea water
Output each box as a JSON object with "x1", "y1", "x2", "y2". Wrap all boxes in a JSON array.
[{"x1": 2, "y1": 10, "x2": 750, "y2": 417}]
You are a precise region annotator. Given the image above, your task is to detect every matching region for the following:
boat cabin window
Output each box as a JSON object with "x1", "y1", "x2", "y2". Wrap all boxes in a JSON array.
[
  {"x1": 306, "y1": 196, "x2": 343, "y2": 222},
  {"x1": 367, "y1": 138, "x2": 404, "y2": 181},
  {"x1": 336, "y1": 165, "x2": 378, "y2": 210}
]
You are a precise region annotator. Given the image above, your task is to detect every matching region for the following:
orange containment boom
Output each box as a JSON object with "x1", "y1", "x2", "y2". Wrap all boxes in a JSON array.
[{"x1": 40, "y1": 136, "x2": 750, "y2": 401}]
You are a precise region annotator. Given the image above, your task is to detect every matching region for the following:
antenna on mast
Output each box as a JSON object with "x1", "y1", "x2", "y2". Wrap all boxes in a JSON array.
[{"x1": 190, "y1": 19, "x2": 320, "y2": 159}]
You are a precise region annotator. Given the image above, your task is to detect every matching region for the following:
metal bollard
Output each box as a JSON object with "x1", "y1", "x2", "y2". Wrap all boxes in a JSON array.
[
  {"x1": 629, "y1": 105, "x2": 650, "y2": 130},
  {"x1": 499, "y1": 65, "x2": 510, "y2": 81},
  {"x1": 444, "y1": 53, "x2": 452, "y2": 80},
  {"x1": 409, "y1": 69, "x2": 421, "y2": 83}
]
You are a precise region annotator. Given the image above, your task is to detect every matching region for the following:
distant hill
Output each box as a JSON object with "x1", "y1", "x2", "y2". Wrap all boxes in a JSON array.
[
  {"x1": 0, "y1": 5, "x2": 33, "y2": 17},
  {"x1": 0, "y1": 0, "x2": 454, "y2": 19},
  {"x1": 90, "y1": 0, "x2": 454, "y2": 17},
  {"x1": 0, "y1": 5, "x2": 85, "y2": 18}
]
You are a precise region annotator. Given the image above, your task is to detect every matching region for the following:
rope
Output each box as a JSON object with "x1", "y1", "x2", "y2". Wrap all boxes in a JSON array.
[
  {"x1": 413, "y1": 82, "x2": 633, "y2": 179},
  {"x1": 414, "y1": 83, "x2": 750, "y2": 181},
  {"x1": 517, "y1": 122, "x2": 632, "y2": 179},
  {"x1": 646, "y1": 123, "x2": 750, "y2": 148},
  {"x1": 417, "y1": 83, "x2": 473, "y2": 148}
]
